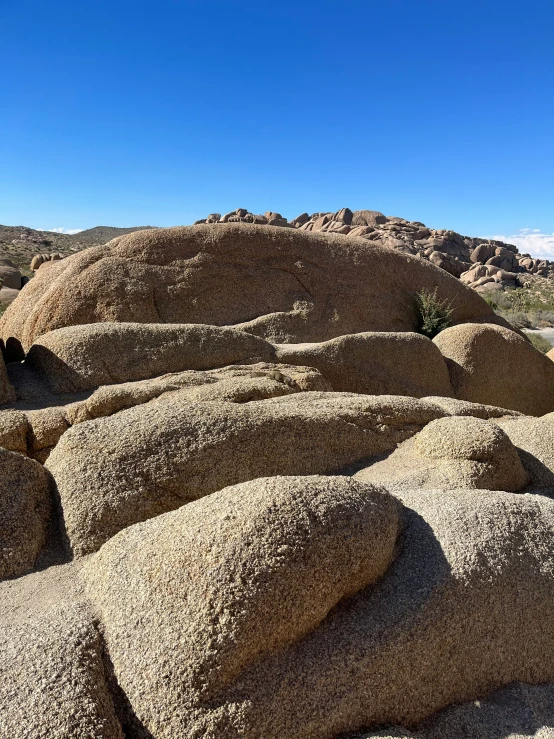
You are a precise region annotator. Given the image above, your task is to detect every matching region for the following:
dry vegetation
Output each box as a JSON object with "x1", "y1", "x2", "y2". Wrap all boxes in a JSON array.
[{"x1": 483, "y1": 278, "x2": 554, "y2": 330}]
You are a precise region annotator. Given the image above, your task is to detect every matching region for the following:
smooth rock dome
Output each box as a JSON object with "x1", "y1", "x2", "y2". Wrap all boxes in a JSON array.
[
  {"x1": 0, "y1": 224, "x2": 500, "y2": 356},
  {"x1": 434, "y1": 322, "x2": 554, "y2": 415}
]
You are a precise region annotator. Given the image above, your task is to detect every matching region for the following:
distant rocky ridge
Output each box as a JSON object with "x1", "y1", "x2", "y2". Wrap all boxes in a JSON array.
[{"x1": 193, "y1": 208, "x2": 554, "y2": 293}]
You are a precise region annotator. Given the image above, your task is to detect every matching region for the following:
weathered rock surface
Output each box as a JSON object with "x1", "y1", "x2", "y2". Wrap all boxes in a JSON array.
[
  {"x1": 0, "y1": 585, "x2": 122, "y2": 738},
  {"x1": 0, "y1": 349, "x2": 16, "y2": 404},
  {"x1": 355, "y1": 681, "x2": 554, "y2": 738},
  {"x1": 434, "y1": 323, "x2": 554, "y2": 415},
  {"x1": 71, "y1": 361, "x2": 328, "y2": 421},
  {"x1": 83, "y1": 475, "x2": 400, "y2": 738},
  {"x1": 0, "y1": 224, "x2": 499, "y2": 356},
  {"x1": 275, "y1": 332, "x2": 453, "y2": 398},
  {"x1": 356, "y1": 416, "x2": 529, "y2": 492},
  {"x1": 1, "y1": 217, "x2": 554, "y2": 738},
  {"x1": 422, "y1": 395, "x2": 521, "y2": 419},
  {"x1": 0, "y1": 363, "x2": 329, "y2": 462},
  {"x1": 26, "y1": 322, "x2": 275, "y2": 393},
  {"x1": 46, "y1": 392, "x2": 443, "y2": 556},
  {"x1": 82, "y1": 485, "x2": 554, "y2": 738},
  {"x1": 417, "y1": 681, "x2": 554, "y2": 739},
  {"x1": 0, "y1": 448, "x2": 52, "y2": 580},
  {"x1": 497, "y1": 413, "x2": 554, "y2": 489},
  {"x1": 0, "y1": 409, "x2": 29, "y2": 454}
]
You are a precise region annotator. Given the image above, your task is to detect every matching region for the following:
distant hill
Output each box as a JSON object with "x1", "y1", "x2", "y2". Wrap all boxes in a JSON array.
[
  {"x1": 67, "y1": 226, "x2": 155, "y2": 245},
  {"x1": 0, "y1": 224, "x2": 156, "y2": 272}
]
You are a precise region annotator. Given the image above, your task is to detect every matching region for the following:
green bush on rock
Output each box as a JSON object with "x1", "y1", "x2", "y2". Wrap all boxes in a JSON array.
[{"x1": 415, "y1": 288, "x2": 453, "y2": 339}]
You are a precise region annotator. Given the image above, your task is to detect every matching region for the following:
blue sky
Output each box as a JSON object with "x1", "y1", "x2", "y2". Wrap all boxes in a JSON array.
[{"x1": 1, "y1": 0, "x2": 553, "y2": 256}]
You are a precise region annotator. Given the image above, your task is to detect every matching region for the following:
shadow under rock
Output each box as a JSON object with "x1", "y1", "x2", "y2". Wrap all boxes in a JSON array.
[
  {"x1": 3, "y1": 360, "x2": 93, "y2": 411},
  {"x1": 517, "y1": 447, "x2": 554, "y2": 497},
  {"x1": 2, "y1": 336, "x2": 25, "y2": 363},
  {"x1": 102, "y1": 646, "x2": 155, "y2": 739}
]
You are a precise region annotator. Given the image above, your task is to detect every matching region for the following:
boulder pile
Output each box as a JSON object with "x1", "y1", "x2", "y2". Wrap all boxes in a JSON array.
[
  {"x1": 1, "y1": 224, "x2": 554, "y2": 738},
  {"x1": 194, "y1": 207, "x2": 554, "y2": 291},
  {"x1": 29, "y1": 252, "x2": 64, "y2": 270}
]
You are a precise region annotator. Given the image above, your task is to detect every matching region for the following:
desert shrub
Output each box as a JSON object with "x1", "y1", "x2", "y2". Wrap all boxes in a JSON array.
[
  {"x1": 482, "y1": 294, "x2": 498, "y2": 310},
  {"x1": 415, "y1": 287, "x2": 453, "y2": 339},
  {"x1": 524, "y1": 332, "x2": 553, "y2": 354},
  {"x1": 502, "y1": 311, "x2": 533, "y2": 330},
  {"x1": 505, "y1": 288, "x2": 533, "y2": 312},
  {"x1": 482, "y1": 283, "x2": 554, "y2": 331},
  {"x1": 532, "y1": 310, "x2": 554, "y2": 327}
]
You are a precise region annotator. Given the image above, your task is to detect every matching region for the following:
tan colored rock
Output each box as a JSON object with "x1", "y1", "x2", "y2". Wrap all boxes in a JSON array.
[
  {"x1": 356, "y1": 416, "x2": 529, "y2": 492},
  {"x1": 0, "y1": 224, "x2": 499, "y2": 357},
  {"x1": 0, "y1": 350, "x2": 16, "y2": 404},
  {"x1": 72, "y1": 362, "x2": 329, "y2": 422},
  {"x1": 460, "y1": 263, "x2": 488, "y2": 284},
  {"x1": 83, "y1": 486, "x2": 554, "y2": 737},
  {"x1": 290, "y1": 212, "x2": 310, "y2": 227},
  {"x1": 497, "y1": 414, "x2": 554, "y2": 488},
  {"x1": 0, "y1": 259, "x2": 22, "y2": 289},
  {"x1": 348, "y1": 225, "x2": 374, "y2": 237},
  {"x1": 0, "y1": 448, "x2": 52, "y2": 579},
  {"x1": 470, "y1": 242, "x2": 496, "y2": 264},
  {"x1": 0, "y1": 409, "x2": 29, "y2": 454},
  {"x1": 0, "y1": 286, "x2": 20, "y2": 306},
  {"x1": 357, "y1": 682, "x2": 554, "y2": 738},
  {"x1": 275, "y1": 332, "x2": 453, "y2": 398},
  {"x1": 46, "y1": 392, "x2": 444, "y2": 556},
  {"x1": 30, "y1": 254, "x2": 44, "y2": 270},
  {"x1": 423, "y1": 395, "x2": 521, "y2": 419},
  {"x1": 417, "y1": 681, "x2": 554, "y2": 739},
  {"x1": 0, "y1": 364, "x2": 328, "y2": 459},
  {"x1": 434, "y1": 323, "x2": 554, "y2": 415},
  {"x1": 0, "y1": 598, "x2": 123, "y2": 738},
  {"x1": 82, "y1": 475, "x2": 401, "y2": 738},
  {"x1": 27, "y1": 407, "x2": 70, "y2": 462},
  {"x1": 334, "y1": 207, "x2": 353, "y2": 224},
  {"x1": 26, "y1": 322, "x2": 275, "y2": 393},
  {"x1": 351, "y1": 209, "x2": 388, "y2": 226}
]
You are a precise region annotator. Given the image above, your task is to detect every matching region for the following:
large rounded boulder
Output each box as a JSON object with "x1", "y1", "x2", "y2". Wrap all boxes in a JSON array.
[
  {"x1": 0, "y1": 448, "x2": 53, "y2": 579},
  {"x1": 26, "y1": 322, "x2": 275, "y2": 393},
  {"x1": 434, "y1": 323, "x2": 554, "y2": 415},
  {"x1": 45, "y1": 391, "x2": 443, "y2": 556},
  {"x1": 356, "y1": 416, "x2": 529, "y2": 492},
  {"x1": 0, "y1": 259, "x2": 22, "y2": 290},
  {"x1": 82, "y1": 483, "x2": 554, "y2": 738},
  {"x1": 0, "y1": 224, "x2": 498, "y2": 356},
  {"x1": 275, "y1": 332, "x2": 453, "y2": 398}
]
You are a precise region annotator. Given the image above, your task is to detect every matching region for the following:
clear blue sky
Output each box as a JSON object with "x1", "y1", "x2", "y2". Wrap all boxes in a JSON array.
[{"x1": 1, "y1": 0, "x2": 553, "y2": 253}]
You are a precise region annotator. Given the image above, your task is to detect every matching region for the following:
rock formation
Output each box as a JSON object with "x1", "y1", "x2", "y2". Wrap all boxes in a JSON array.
[
  {"x1": 192, "y1": 207, "x2": 554, "y2": 291},
  {"x1": 1, "y1": 223, "x2": 554, "y2": 738},
  {"x1": 0, "y1": 224, "x2": 503, "y2": 358},
  {"x1": 434, "y1": 322, "x2": 554, "y2": 415}
]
